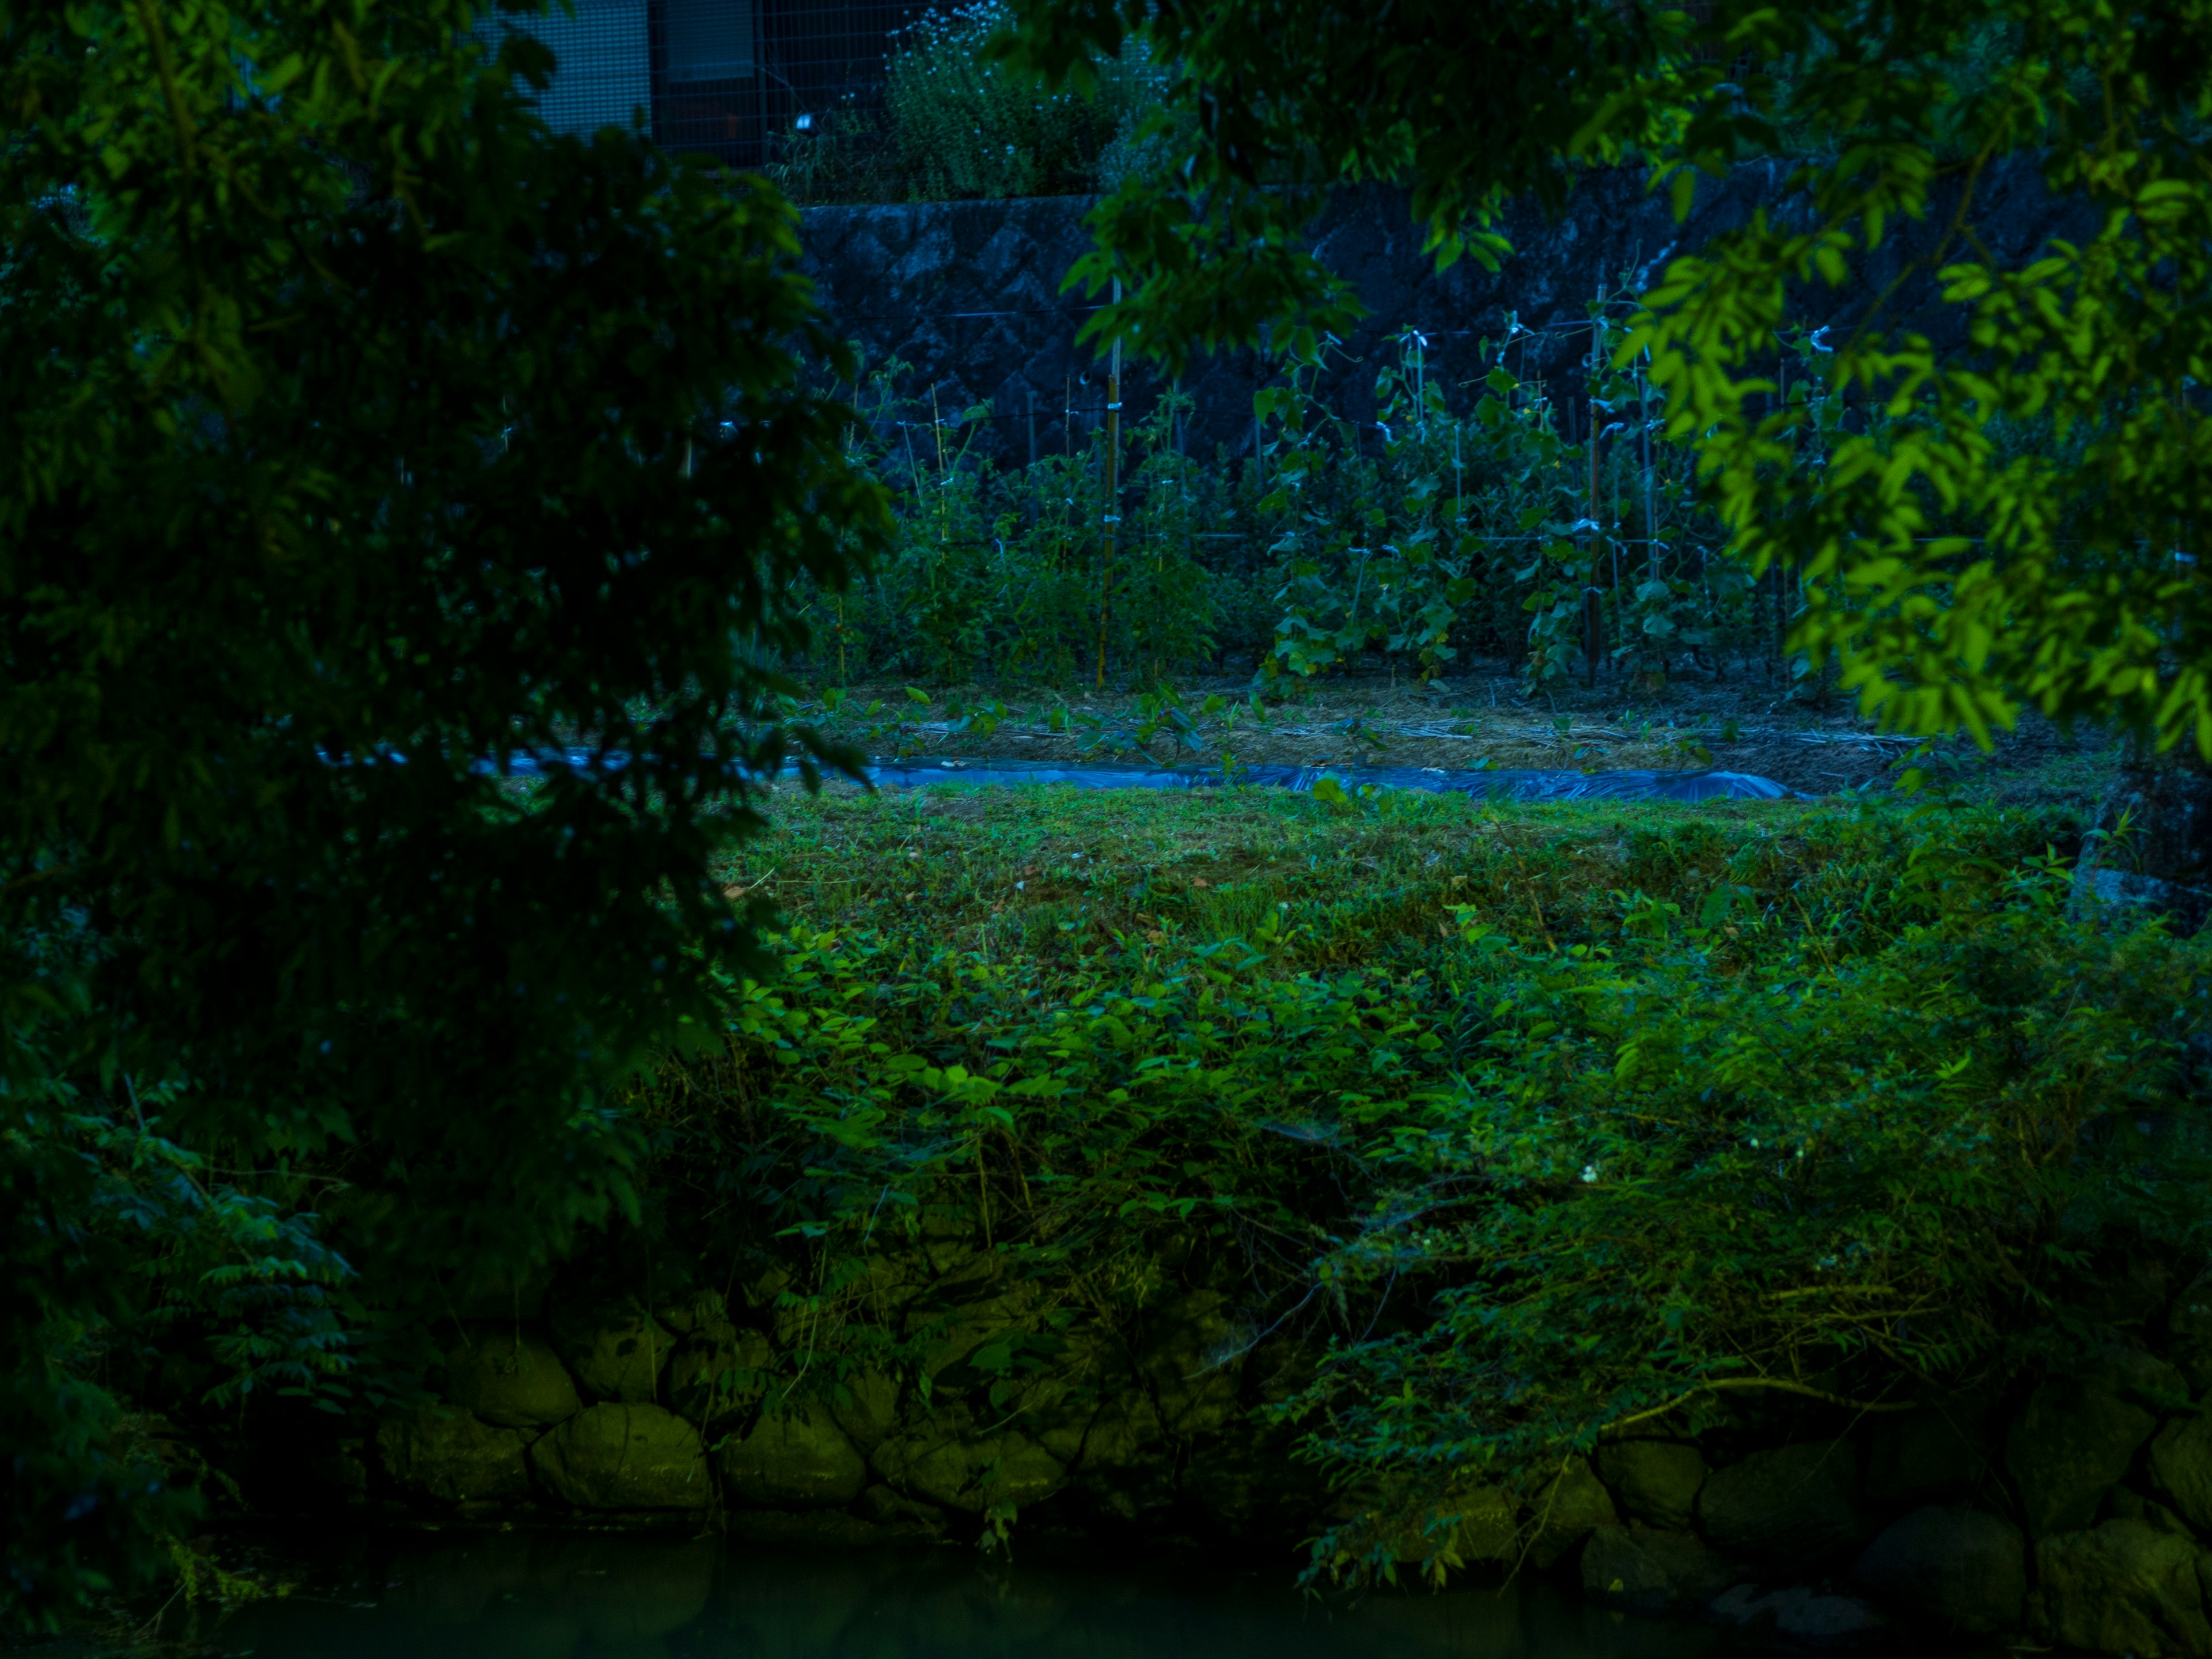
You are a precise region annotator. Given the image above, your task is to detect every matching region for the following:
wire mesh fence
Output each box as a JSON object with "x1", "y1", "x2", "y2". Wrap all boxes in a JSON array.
[
  {"x1": 494, "y1": 0, "x2": 942, "y2": 172},
  {"x1": 657, "y1": 0, "x2": 940, "y2": 169},
  {"x1": 493, "y1": 0, "x2": 1156, "y2": 199}
]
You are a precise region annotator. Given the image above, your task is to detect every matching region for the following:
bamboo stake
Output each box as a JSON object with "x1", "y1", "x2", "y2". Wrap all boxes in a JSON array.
[
  {"x1": 1641, "y1": 353, "x2": 1657, "y2": 592},
  {"x1": 930, "y1": 384, "x2": 950, "y2": 550},
  {"x1": 1587, "y1": 278, "x2": 1603, "y2": 686},
  {"x1": 1096, "y1": 279, "x2": 1122, "y2": 689},
  {"x1": 1775, "y1": 342, "x2": 1789, "y2": 680}
]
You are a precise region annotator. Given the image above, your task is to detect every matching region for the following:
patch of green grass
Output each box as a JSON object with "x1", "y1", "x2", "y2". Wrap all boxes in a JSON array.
[{"x1": 729, "y1": 781, "x2": 2082, "y2": 970}]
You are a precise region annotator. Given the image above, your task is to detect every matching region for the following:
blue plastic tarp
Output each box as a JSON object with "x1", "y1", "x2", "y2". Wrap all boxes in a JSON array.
[{"x1": 855, "y1": 758, "x2": 1798, "y2": 802}]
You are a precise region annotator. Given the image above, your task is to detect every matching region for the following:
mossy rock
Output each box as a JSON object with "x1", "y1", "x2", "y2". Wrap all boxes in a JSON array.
[
  {"x1": 1387, "y1": 1486, "x2": 1517, "y2": 1567},
  {"x1": 1853, "y1": 1506, "x2": 2026, "y2": 1635},
  {"x1": 1073, "y1": 1390, "x2": 1164, "y2": 1471},
  {"x1": 1582, "y1": 1524, "x2": 1738, "y2": 1611},
  {"x1": 1696, "y1": 1441, "x2": 1866, "y2": 1567},
  {"x1": 1067, "y1": 1395, "x2": 1177, "y2": 1521},
  {"x1": 2151, "y1": 1407, "x2": 2212, "y2": 1533},
  {"x1": 666, "y1": 1325, "x2": 773, "y2": 1427},
  {"x1": 2029, "y1": 1519, "x2": 2212, "y2": 1657},
  {"x1": 740, "y1": 1263, "x2": 793, "y2": 1316},
  {"x1": 858, "y1": 1482, "x2": 950, "y2": 1537},
  {"x1": 903, "y1": 1277, "x2": 1046, "y2": 1385},
  {"x1": 715, "y1": 1405, "x2": 868, "y2": 1509},
  {"x1": 2008, "y1": 1349, "x2": 2181, "y2": 1538},
  {"x1": 445, "y1": 1325, "x2": 581, "y2": 1427},
  {"x1": 1012, "y1": 1323, "x2": 1134, "y2": 1464},
  {"x1": 872, "y1": 1423, "x2": 1065, "y2": 1513},
  {"x1": 1030, "y1": 1399, "x2": 1095, "y2": 1468},
  {"x1": 530, "y1": 1403, "x2": 710, "y2": 1510},
  {"x1": 654, "y1": 1287, "x2": 729, "y2": 1336},
  {"x1": 1593, "y1": 1440, "x2": 1707, "y2": 1531},
  {"x1": 1529, "y1": 1456, "x2": 1620, "y2": 1567},
  {"x1": 376, "y1": 1410, "x2": 531, "y2": 1503},
  {"x1": 550, "y1": 1297, "x2": 675, "y2": 1405},
  {"x1": 826, "y1": 1367, "x2": 902, "y2": 1452}
]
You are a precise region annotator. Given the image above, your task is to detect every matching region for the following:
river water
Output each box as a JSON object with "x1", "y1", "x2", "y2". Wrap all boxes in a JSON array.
[{"x1": 191, "y1": 1530, "x2": 1754, "y2": 1659}]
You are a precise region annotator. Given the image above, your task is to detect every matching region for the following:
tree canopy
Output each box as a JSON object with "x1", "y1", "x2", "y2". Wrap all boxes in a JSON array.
[
  {"x1": 1002, "y1": 0, "x2": 2212, "y2": 754},
  {"x1": 1, "y1": 0, "x2": 879, "y2": 1623}
]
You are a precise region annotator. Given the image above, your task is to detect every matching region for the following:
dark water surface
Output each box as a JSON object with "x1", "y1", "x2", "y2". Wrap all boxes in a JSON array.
[{"x1": 203, "y1": 1530, "x2": 1750, "y2": 1659}]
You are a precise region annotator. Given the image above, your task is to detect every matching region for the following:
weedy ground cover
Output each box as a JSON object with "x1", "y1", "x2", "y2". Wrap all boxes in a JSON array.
[{"x1": 630, "y1": 777, "x2": 2206, "y2": 1570}]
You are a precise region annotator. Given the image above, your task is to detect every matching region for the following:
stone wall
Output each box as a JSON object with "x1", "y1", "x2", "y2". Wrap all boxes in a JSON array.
[
  {"x1": 347, "y1": 1230, "x2": 2212, "y2": 1655},
  {"x1": 357, "y1": 1239, "x2": 1323, "y2": 1555},
  {"x1": 796, "y1": 154, "x2": 2092, "y2": 466}
]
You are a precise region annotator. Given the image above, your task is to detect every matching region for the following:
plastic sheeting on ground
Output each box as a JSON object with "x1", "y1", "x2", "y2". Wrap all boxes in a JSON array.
[
  {"x1": 857, "y1": 757, "x2": 1799, "y2": 802},
  {"x1": 465, "y1": 749, "x2": 1799, "y2": 801}
]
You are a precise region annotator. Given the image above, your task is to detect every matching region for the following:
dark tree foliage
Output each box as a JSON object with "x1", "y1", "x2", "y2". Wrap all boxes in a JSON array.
[
  {"x1": 1002, "y1": 0, "x2": 2212, "y2": 753},
  {"x1": 0, "y1": 0, "x2": 882, "y2": 1624},
  {"x1": 1002, "y1": 0, "x2": 1665, "y2": 361}
]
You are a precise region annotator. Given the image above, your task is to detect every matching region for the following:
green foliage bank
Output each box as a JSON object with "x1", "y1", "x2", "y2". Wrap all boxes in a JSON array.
[{"x1": 626, "y1": 787, "x2": 2207, "y2": 1573}]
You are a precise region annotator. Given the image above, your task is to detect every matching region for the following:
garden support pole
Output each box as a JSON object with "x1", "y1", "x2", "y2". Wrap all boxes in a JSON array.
[
  {"x1": 1642, "y1": 357, "x2": 1657, "y2": 589},
  {"x1": 1588, "y1": 278, "x2": 1604, "y2": 682},
  {"x1": 1096, "y1": 279, "x2": 1122, "y2": 689}
]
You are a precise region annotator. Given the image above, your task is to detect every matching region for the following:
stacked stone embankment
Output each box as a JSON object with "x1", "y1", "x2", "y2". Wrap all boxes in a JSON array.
[{"x1": 351, "y1": 1243, "x2": 2212, "y2": 1655}]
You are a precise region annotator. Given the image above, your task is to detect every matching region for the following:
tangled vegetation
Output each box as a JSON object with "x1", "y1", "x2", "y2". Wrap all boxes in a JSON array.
[{"x1": 614, "y1": 785, "x2": 2207, "y2": 1569}]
